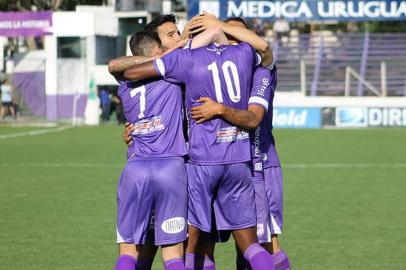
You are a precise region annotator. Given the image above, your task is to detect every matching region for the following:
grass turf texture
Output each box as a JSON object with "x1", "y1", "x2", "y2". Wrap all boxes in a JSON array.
[{"x1": 0, "y1": 126, "x2": 405, "y2": 269}]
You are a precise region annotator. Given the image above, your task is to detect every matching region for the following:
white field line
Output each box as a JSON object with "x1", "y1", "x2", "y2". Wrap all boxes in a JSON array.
[
  {"x1": 0, "y1": 162, "x2": 406, "y2": 169},
  {"x1": 0, "y1": 162, "x2": 123, "y2": 168},
  {"x1": 284, "y1": 163, "x2": 406, "y2": 169},
  {"x1": 0, "y1": 126, "x2": 72, "y2": 140}
]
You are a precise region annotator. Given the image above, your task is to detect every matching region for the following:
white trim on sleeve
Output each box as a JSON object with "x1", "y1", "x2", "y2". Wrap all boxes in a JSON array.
[
  {"x1": 249, "y1": 96, "x2": 269, "y2": 111},
  {"x1": 267, "y1": 57, "x2": 276, "y2": 71},
  {"x1": 256, "y1": 53, "x2": 262, "y2": 66},
  {"x1": 155, "y1": 58, "x2": 166, "y2": 76}
]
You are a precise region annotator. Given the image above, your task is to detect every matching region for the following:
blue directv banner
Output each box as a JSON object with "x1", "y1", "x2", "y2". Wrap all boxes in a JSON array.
[
  {"x1": 273, "y1": 107, "x2": 321, "y2": 128},
  {"x1": 188, "y1": 0, "x2": 406, "y2": 22},
  {"x1": 335, "y1": 107, "x2": 406, "y2": 127}
]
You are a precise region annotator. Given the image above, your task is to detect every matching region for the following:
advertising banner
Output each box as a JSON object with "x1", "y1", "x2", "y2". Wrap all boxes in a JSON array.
[
  {"x1": 335, "y1": 107, "x2": 406, "y2": 127},
  {"x1": 0, "y1": 11, "x2": 52, "y2": 37},
  {"x1": 188, "y1": 0, "x2": 406, "y2": 22},
  {"x1": 273, "y1": 107, "x2": 321, "y2": 128}
]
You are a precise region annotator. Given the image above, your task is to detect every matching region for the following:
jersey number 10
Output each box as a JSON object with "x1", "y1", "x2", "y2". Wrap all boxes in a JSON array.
[{"x1": 208, "y1": 61, "x2": 241, "y2": 103}]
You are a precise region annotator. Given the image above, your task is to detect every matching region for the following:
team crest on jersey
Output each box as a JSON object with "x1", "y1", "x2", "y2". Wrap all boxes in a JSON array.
[
  {"x1": 216, "y1": 126, "x2": 249, "y2": 143},
  {"x1": 207, "y1": 46, "x2": 227, "y2": 55},
  {"x1": 132, "y1": 116, "x2": 165, "y2": 135}
]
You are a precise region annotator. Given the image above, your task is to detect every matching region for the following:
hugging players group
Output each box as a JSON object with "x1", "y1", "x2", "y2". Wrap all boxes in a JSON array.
[{"x1": 108, "y1": 13, "x2": 291, "y2": 270}]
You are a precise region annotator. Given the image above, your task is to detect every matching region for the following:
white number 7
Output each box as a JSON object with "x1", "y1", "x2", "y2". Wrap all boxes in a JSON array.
[{"x1": 130, "y1": 85, "x2": 146, "y2": 119}]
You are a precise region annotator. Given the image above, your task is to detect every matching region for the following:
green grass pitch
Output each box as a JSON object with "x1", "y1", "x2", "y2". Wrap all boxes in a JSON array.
[{"x1": 0, "y1": 126, "x2": 405, "y2": 269}]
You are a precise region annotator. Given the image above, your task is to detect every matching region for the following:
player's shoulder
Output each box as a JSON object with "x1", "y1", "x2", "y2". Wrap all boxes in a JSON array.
[
  {"x1": 117, "y1": 80, "x2": 130, "y2": 96},
  {"x1": 254, "y1": 66, "x2": 271, "y2": 78},
  {"x1": 236, "y1": 42, "x2": 255, "y2": 52}
]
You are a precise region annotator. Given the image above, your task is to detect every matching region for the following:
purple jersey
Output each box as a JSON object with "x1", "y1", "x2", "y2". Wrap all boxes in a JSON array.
[
  {"x1": 118, "y1": 79, "x2": 187, "y2": 159},
  {"x1": 259, "y1": 66, "x2": 281, "y2": 167},
  {"x1": 248, "y1": 67, "x2": 273, "y2": 172},
  {"x1": 153, "y1": 42, "x2": 260, "y2": 165}
]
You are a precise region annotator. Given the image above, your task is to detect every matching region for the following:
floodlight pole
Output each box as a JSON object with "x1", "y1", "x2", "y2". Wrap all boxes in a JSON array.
[
  {"x1": 381, "y1": 61, "x2": 387, "y2": 97},
  {"x1": 300, "y1": 59, "x2": 306, "y2": 96},
  {"x1": 345, "y1": 66, "x2": 351, "y2": 96}
]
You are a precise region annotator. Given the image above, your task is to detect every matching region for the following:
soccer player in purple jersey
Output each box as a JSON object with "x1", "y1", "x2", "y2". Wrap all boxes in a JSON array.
[
  {"x1": 110, "y1": 15, "x2": 242, "y2": 270},
  {"x1": 109, "y1": 15, "x2": 182, "y2": 82},
  {"x1": 189, "y1": 17, "x2": 291, "y2": 270},
  {"x1": 113, "y1": 30, "x2": 190, "y2": 270},
  {"x1": 110, "y1": 14, "x2": 274, "y2": 90},
  {"x1": 122, "y1": 33, "x2": 277, "y2": 270},
  {"x1": 114, "y1": 14, "x2": 277, "y2": 270}
]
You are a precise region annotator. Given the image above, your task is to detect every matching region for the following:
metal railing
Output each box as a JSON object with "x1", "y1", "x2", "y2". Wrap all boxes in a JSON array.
[
  {"x1": 273, "y1": 32, "x2": 406, "y2": 96},
  {"x1": 343, "y1": 61, "x2": 388, "y2": 97}
]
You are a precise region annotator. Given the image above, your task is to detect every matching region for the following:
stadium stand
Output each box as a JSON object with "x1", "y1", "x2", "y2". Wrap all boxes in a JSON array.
[{"x1": 272, "y1": 32, "x2": 406, "y2": 96}]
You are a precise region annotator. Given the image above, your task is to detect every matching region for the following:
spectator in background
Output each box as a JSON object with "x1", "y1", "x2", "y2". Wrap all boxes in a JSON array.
[
  {"x1": 12, "y1": 85, "x2": 20, "y2": 120},
  {"x1": 252, "y1": 18, "x2": 265, "y2": 36},
  {"x1": 273, "y1": 16, "x2": 290, "y2": 43},
  {"x1": 99, "y1": 87, "x2": 111, "y2": 123},
  {"x1": 112, "y1": 94, "x2": 125, "y2": 125},
  {"x1": 0, "y1": 79, "x2": 16, "y2": 120},
  {"x1": 347, "y1": 22, "x2": 359, "y2": 33}
]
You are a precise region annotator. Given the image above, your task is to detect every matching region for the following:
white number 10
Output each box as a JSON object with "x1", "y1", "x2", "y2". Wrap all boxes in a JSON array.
[
  {"x1": 130, "y1": 85, "x2": 146, "y2": 119},
  {"x1": 207, "y1": 61, "x2": 241, "y2": 103}
]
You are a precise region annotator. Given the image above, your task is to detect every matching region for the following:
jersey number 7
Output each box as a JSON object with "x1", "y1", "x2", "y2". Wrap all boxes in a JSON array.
[{"x1": 130, "y1": 85, "x2": 146, "y2": 119}]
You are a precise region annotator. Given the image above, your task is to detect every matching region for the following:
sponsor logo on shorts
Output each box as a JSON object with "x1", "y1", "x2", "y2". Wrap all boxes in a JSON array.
[
  {"x1": 161, "y1": 217, "x2": 186, "y2": 234},
  {"x1": 132, "y1": 115, "x2": 165, "y2": 135},
  {"x1": 216, "y1": 126, "x2": 249, "y2": 143},
  {"x1": 254, "y1": 162, "x2": 263, "y2": 171},
  {"x1": 257, "y1": 223, "x2": 264, "y2": 236}
]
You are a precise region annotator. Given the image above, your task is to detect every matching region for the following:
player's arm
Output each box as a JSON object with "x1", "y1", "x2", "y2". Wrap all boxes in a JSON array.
[
  {"x1": 123, "y1": 61, "x2": 159, "y2": 81},
  {"x1": 122, "y1": 122, "x2": 134, "y2": 146},
  {"x1": 125, "y1": 47, "x2": 190, "y2": 84},
  {"x1": 190, "y1": 26, "x2": 229, "y2": 48},
  {"x1": 181, "y1": 14, "x2": 203, "y2": 40},
  {"x1": 108, "y1": 56, "x2": 157, "y2": 82},
  {"x1": 191, "y1": 97, "x2": 265, "y2": 130},
  {"x1": 190, "y1": 14, "x2": 273, "y2": 67},
  {"x1": 182, "y1": 14, "x2": 228, "y2": 46},
  {"x1": 108, "y1": 38, "x2": 188, "y2": 81}
]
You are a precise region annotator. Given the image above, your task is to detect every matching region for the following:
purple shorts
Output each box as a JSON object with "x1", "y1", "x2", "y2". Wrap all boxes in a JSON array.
[
  {"x1": 264, "y1": 166, "x2": 284, "y2": 235},
  {"x1": 210, "y1": 175, "x2": 272, "y2": 244},
  {"x1": 253, "y1": 175, "x2": 272, "y2": 243},
  {"x1": 116, "y1": 157, "x2": 188, "y2": 245},
  {"x1": 187, "y1": 162, "x2": 256, "y2": 232}
]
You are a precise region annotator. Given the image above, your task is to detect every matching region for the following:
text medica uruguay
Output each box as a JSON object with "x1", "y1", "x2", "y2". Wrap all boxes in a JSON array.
[{"x1": 227, "y1": 1, "x2": 406, "y2": 19}]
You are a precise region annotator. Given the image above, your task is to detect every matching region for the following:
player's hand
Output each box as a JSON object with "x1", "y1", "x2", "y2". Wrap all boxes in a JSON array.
[
  {"x1": 161, "y1": 37, "x2": 189, "y2": 58},
  {"x1": 123, "y1": 122, "x2": 134, "y2": 146},
  {"x1": 189, "y1": 13, "x2": 222, "y2": 35},
  {"x1": 180, "y1": 15, "x2": 201, "y2": 39},
  {"x1": 191, "y1": 97, "x2": 225, "y2": 124},
  {"x1": 176, "y1": 37, "x2": 189, "y2": 48}
]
